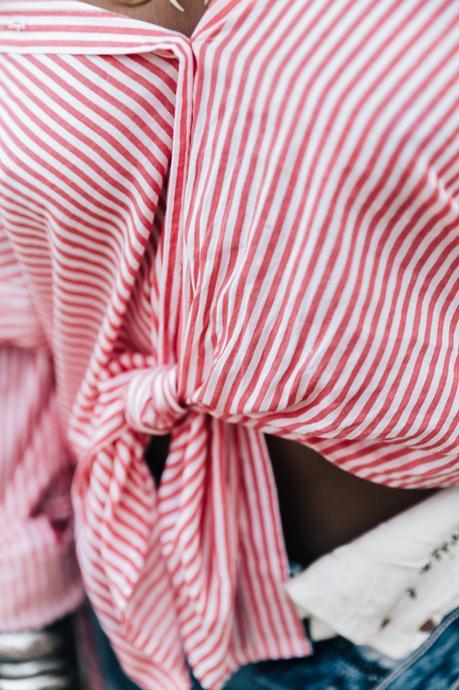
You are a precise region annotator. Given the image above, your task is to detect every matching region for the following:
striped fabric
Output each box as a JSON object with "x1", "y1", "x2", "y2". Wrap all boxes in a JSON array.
[
  {"x1": 0, "y1": 346, "x2": 83, "y2": 630},
  {"x1": 0, "y1": 0, "x2": 458, "y2": 688}
]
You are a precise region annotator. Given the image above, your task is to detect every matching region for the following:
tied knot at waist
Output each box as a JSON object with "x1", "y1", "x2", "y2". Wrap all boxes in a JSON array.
[
  {"x1": 75, "y1": 352, "x2": 191, "y2": 630},
  {"x1": 75, "y1": 352, "x2": 311, "y2": 690},
  {"x1": 91, "y1": 354, "x2": 188, "y2": 451},
  {"x1": 124, "y1": 362, "x2": 187, "y2": 435}
]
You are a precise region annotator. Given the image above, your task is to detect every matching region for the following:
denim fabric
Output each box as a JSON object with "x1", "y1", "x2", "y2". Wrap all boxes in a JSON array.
[
  {"x1": 190, "y1": 635, "x2": 390, "y2": 690},
  {"x1": 375, "y1": 606, "x2": 459, "y2": 690},
  {"x1": 93, "y1": 607, "x2": 459, "y2": 690}
]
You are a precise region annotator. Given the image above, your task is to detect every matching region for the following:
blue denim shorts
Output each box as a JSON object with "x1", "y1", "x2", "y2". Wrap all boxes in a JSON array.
[{"x1": 93, "y1": 606, "x2": 459, "y2": 690}]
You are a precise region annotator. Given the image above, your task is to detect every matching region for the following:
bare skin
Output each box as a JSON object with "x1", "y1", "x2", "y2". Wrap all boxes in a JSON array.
[
  {"x1": 86, "y1": 0, "x2": 433, "y2": 565},
  {"x1": 266, "y1": 436, "x2": 432, "y2": 565},
  {"x1": 80, "y1": 0, "x2": 209, "y2": 37}
]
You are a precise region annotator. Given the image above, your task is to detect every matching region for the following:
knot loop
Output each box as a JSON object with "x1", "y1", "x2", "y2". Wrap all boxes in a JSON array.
[{"x1": 124, "y1": 363, "x2": 187, "y2": 435}]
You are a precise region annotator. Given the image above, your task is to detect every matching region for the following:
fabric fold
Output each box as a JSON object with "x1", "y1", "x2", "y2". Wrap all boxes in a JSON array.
[{"x1": 1, "y1": 1, "x2": 458, "y2": 688}]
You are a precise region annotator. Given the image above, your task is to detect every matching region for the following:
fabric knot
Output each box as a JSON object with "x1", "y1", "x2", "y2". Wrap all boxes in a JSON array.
[{"x1": 124, "y1": 364, "x2": 187, "y2": 435}]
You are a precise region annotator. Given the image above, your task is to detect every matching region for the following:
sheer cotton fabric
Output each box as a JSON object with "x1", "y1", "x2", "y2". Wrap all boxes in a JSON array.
[{"x1": 0, "y1": 0, "x2": 458, "y2": 688}]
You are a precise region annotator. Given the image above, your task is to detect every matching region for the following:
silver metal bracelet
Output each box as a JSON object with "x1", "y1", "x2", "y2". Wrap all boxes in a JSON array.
[{"x1": 0, "y1": 619, "x2": 79, "y2": 690}]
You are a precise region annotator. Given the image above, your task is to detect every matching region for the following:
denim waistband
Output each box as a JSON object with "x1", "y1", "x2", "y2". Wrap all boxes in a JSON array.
[
  {"x1": 89, "y1": 602, "x2": 459, "y2": 690},
  {"x1": 374, "y1": 605, "x2": 459, "y2": 690}
]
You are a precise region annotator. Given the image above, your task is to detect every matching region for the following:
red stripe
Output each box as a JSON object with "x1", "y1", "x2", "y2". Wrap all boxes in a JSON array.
[{"x1": 1, "y1": 1, "x2": 458, "y2": 688}]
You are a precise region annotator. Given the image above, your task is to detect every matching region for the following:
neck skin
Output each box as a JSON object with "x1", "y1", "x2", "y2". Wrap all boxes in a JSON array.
[{"x1": 80, "y1": 0, "x2": 210, "y2": 37}]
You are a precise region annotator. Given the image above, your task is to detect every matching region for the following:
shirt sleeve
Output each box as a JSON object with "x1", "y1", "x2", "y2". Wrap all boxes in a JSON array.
[
  {"x1": 0, "y1": 225, "x2": 46, "y2": 350},
  {"x1": 0, "y1": 224, "x2": 83, "y2": 631}
]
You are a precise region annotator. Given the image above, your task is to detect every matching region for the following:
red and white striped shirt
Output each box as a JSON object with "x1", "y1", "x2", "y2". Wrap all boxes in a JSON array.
[{"x1": 0, "y1": 0, "x2": 458, "y2": 688}]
